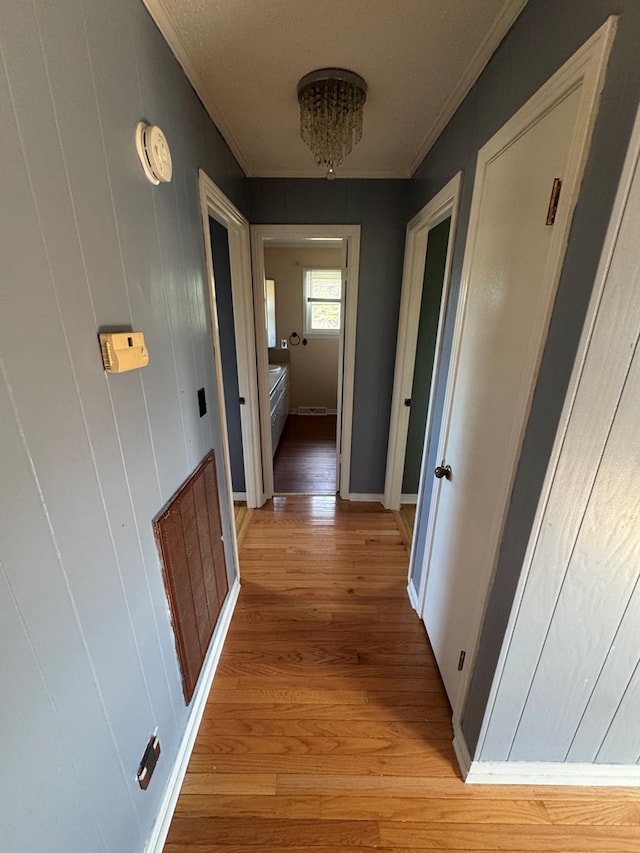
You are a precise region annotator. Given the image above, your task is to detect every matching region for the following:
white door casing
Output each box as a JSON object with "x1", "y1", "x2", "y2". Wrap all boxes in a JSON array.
[
  {"x1": 384, "y1": 172, "x2": 462, "y2": 512},
  {"x1": 417, "y1": 18, "x2": 617, "y2": 722},
  {"x1": 250, "y1": 225, "x2": 361, "y2": 501},
  {"x1": 334, "y1": 238, "x2": 350, "y2": 490},
  {"x1": 198, "y1": 170, "x2": 262, "y2": 510}
]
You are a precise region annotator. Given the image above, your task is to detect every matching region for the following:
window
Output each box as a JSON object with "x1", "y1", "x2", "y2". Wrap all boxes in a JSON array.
[{"x1": 303, "y1": 268, "x2": 342, "y2": 336}]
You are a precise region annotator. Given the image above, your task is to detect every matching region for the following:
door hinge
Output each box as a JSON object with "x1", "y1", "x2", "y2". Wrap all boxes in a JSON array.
[
  {"x1": 545, "y1": 178, "x2": 562, "y2": 225},
  {"x1": 457, "y1": 650, "x2": 466, "y2": 671},
  {"x1": 404, "y1": 398, "x2": 412, "y2": 407}
]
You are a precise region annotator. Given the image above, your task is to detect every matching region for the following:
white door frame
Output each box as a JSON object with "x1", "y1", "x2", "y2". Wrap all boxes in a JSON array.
[
  {"x1": 416, "y1": 17, "x2": 617, "y2": 726},
  {"x1": 250, "y1": 225, "x2": 361, "y2": 500},
  {"x1": 198, "y1": 170, "x2": 262, "y2": 509},
  {"x1": 384, "y1": 172, "x2": 462, "y2": 511}
]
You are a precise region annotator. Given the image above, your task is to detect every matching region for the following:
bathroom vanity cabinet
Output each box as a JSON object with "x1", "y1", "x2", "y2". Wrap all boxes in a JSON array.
[{"x1": 269, "y1": 364, "x2": 289, "y2": 456}]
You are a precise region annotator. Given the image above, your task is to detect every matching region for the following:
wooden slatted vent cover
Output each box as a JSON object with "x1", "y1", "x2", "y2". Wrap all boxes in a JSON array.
[{"x1": 153, "y1": 451, "x2": 228, "y2": 703}]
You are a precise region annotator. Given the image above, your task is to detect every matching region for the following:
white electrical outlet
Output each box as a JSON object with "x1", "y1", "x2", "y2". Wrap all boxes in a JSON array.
[{"x1": 281, "y1": 339, "x2": 288, "y2": 349}]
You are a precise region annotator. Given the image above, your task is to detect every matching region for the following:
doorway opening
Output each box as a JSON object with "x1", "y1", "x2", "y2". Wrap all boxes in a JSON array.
[
  {"x1": 265, "y1": 250, "x2": 342, "y2": 494},
  {"x1": 207, "y1": 214, "x2": 256, "y2": 540},
  {"x1": 251, "y1": 226, "x2": 361, "y2": 500},
  {"x1": 208, "y1": 217, "x2": 245, "y2": 495},
  {"x1": 198, "y1": 170, "x2": 259, "y2": 578},
  {"x1": 384, "y1": 174, "x2": 462, "y2": 557},
  {"x1": 398, "y1": 217, "x2": 452, "y2": 541}
]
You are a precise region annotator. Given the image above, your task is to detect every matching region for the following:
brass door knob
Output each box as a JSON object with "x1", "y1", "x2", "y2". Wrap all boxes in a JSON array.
[{"x1": 434, "y1": 464, "x2": 452, "y2": 481}]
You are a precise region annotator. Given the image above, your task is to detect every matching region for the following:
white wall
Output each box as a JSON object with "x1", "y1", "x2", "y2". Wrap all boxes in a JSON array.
[
  {"x1": 0, "y1": 0, "x2": 245, "y2": 850},
  {"x1": 264, "y1": 246, "x2": 342, "y2": 411}
]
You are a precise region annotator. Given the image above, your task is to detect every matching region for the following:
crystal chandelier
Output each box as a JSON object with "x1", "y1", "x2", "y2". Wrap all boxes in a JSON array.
[{"x1": 297, "y1": 68, "x2": 367, "y2": 179}]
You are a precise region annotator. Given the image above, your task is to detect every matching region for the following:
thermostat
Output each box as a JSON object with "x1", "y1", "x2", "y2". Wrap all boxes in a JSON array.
[{"x1": 100, "y1": 332, "x2": 149, "y2": 373}]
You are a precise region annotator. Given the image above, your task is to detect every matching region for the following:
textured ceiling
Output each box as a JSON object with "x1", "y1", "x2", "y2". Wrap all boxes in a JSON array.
[{"x1": 143, "y1": 0, "x2": 527, "y2": 178}]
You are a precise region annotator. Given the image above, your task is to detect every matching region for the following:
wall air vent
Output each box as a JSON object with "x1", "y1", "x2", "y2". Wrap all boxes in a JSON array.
[{"x1": 298, "y1": 406, "x2": 328, "y2": 415}]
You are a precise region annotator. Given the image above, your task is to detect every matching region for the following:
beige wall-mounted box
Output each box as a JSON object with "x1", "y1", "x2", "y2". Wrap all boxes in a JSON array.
[{"x1": 99, "y1": 332, "x2": 149, "y2": 373}]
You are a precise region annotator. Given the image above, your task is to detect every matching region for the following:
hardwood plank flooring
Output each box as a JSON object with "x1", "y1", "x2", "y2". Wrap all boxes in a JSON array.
[
  {"x1": 165, "y1": 496, "x2": 640, "y2": 852},
  {"x1": 273, "y1": 415, "x2": 337, "y2": 494}
]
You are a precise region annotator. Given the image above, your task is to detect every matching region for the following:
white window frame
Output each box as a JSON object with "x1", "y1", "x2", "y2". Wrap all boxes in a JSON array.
[{"x1": 303, "y1": 267, "x2": 342, "y2": 337}]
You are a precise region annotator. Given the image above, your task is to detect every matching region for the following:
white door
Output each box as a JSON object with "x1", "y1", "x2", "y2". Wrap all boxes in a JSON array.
[
  {"x1": 420, "y1": 19, "x2": 616, "y2": 712},
  {"x1": 477, "y1": 99, "x2": 640, "y2": 764}
]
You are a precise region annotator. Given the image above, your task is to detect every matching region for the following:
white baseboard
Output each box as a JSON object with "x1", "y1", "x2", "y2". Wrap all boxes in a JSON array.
[
  {"x1": 400, "y1": 493, "x2": 418, "y2": 504},
  {"x1": 144, "y1": 579, "x2": 241, "y2": 853},
  {"x1": 348, "y1": 493, "x2": 385, "y2": 503},
  {"x1": 232, "y1": 492, "x2": 247, "y2": 502},
  {"x1": 407, "y1": 580, "x2": 420, "y2": 613},
  {"x1": 466, "y1": 760, "x2": 640, "y2": 786},
  {"x1": 454, "y1": 724, "x2": 640, "y2": 786}
]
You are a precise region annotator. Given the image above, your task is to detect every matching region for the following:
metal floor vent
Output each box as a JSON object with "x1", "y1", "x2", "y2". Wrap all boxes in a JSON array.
[{"x1": 297, "y1": 406, "x2": 329, "y2": 415}]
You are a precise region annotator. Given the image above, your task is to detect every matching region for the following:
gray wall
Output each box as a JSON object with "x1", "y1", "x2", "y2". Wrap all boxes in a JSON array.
[
  {"x1": 0, "y1": 0, "x2": 245, "y2": 850},
  {"x1": 248, "y1": 179, "x2": 407, "y2": 494},
  {"x1": 408, "y1": 0, "x2": 640, "y2": 759}
]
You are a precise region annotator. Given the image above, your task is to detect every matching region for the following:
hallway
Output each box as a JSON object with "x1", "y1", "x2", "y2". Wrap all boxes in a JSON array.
[{"x1": 164, "y1": 497, "x2": 639, "y2": 851}]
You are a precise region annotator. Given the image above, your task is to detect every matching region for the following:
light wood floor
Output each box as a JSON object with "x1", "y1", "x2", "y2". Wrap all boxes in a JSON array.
[
  {"x1": 273, "y1": 414, "x2": 337, "y2": 494},
  {"x1": 165, "y1": 497, "x2": 640, "y2": 852}
]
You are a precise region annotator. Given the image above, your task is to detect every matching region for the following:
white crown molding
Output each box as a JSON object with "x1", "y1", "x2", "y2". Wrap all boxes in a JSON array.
[
  {"x1": 142, "y1": 0, "x2": 252, "y2": 175},
  {"x1": 408, "y1": 0, "x2": 528, "y2": 176},
  {"x1": 253, "y1": 167, "x2": 412, "y2": 180}
]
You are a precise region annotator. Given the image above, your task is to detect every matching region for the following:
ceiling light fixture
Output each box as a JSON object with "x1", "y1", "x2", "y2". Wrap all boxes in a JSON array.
[{"x1": 297, "y1": 68, "x2": 367, "y2": 180}]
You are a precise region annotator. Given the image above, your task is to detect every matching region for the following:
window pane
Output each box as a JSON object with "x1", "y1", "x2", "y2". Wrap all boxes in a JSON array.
[
  {"x1": 309, "y1": 271, "x2": 341, "y2": 300},
  {"x1": 311, "y1": 302, "x2": 340, "y2": 330}
]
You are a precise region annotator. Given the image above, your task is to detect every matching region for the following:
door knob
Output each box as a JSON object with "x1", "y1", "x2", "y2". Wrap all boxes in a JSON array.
[{"x1": 434, "y1": 464, "x2": 452, "y2": 481}]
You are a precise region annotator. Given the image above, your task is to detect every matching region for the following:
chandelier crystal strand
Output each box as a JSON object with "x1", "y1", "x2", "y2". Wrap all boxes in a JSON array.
[{"x1": 298, "y1": 69, "x2": 367, "y2": 179}]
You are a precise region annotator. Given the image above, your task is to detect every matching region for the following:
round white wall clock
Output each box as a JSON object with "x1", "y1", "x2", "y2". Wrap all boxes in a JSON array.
[{"x1": 135, "y1": 121, "x2": 173, "y2": 185}]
